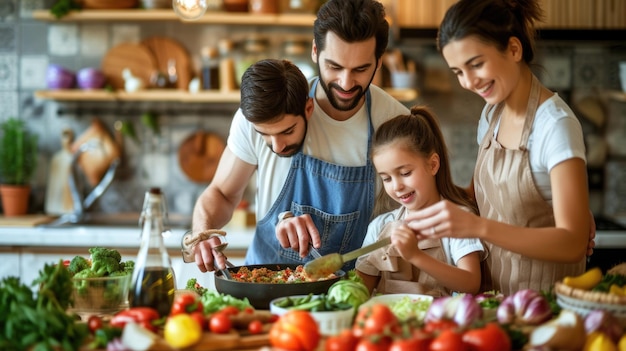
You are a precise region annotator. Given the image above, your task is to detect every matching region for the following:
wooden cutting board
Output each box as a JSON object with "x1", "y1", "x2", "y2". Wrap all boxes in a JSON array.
[
  {"x1": 102, "y1": 42, "x2": 158, "y2": 90},
  {"x1": 141, "y1": 36, "x2": 192, "y2": 90},
  {"x1": 178, "y1": 131, "x2": 226, "y2": 183},
  {"x1": 0, "y1": 215, "x2": 57, "y2": 227}
]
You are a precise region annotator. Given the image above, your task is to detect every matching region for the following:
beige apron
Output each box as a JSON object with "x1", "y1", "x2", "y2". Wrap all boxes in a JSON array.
[
  {"x1": 365, "y1": 207, "x2": 450, "y2": 297},
  {"x1": 474, "y1": 74, "x2": 585, "y2": 295}
]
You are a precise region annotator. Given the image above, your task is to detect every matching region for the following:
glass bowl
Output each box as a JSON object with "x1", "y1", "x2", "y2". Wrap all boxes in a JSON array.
[{"x1": 69, "y1": 275, "x2": 131, "y2": 320}]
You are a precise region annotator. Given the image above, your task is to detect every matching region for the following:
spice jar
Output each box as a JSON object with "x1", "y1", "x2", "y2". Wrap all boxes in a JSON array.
[
  {"x1": 200, "y1": 46, "x2": 220, "y2": 90},
  {"x1": 249, "y1": 0, "x2": 278, "y2": 14}
]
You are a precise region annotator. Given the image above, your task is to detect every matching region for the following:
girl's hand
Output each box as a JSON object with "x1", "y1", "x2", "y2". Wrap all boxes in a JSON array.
[
  {"x1": 389, "y1": 221, "x2": 422, "y2": 261},
  {"x1": 404, "y1": 199, "x2": 480, "y2": 239}
]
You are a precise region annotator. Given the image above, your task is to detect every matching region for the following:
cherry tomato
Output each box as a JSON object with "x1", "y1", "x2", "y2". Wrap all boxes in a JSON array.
[
  {"x1": 355, "y1": 336, "x2": 392, "y2": 351},
  {"x1": 390, "y1": 333, "x2": 432, "y2": 351},
  {"x1": 325, "y1": 329, "x2": 358, "y2": 351},
  {"x1": 248, "y1": 319, "x2": 264, "y2": 334},
  {"x1": 209, "y1": 312, "x2": 232, "y2": 334},
  {"x1": 429, "y1": 329, "x2": 467, "y2": 351},
  {"x1": 171, "y1": 293, "x2": 203, "y2": 315},
  {"x1": 87, "y1": 315, "x2": 103, "y2": 333},
  {"x1": 189, "y1": 311, "x2": 206, "y2": 330},
  {"x1": 220, "y1": 305, "x2": 240, "y2": 316},
  {"x1": 462, "y1": 323, "x2": 511, "y2": 351},
  {"x1": 353, "y1": 304, "x2": 400, "y2": 337}
]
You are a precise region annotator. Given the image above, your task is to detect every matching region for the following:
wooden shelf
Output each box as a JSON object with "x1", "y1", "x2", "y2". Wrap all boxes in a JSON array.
[
  {"x1": 34, "y1": 88, "x2": 417, "y2": 103},
  {"x1": 32, "y1": 9, "x2": 316, "y2": 26},
  {"x1": 34, "y1": 89, "x2": 241, "y2": 103}
]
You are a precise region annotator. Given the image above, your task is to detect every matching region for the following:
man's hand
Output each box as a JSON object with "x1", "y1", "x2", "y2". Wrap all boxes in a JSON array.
[
  {"x1": 194, "y1": 234, "x2": 227, "y2": 273},
  {"x1": 275, "y1": 213, "x2": 321, "y2": 258}
]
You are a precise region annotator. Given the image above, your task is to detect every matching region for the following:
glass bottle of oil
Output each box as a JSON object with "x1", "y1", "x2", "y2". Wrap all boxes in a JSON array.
[{"x1": 129, "y1": 187, "x2": 176, "y2": 317}]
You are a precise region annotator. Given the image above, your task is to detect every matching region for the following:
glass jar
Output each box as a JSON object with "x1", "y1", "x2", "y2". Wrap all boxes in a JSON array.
[
  {"x1": 249, "y1": 0, "x2": 279, "y2": 14},
  {"x1": 234, "y1": 37, "x2": 271, "y2": 86},
  {"x1": 282, "y1": 37, "x2": 316, "y2": 80},
  {"x1": 201, "y1": 46, "x2": 220, "y2": 90},
  {"x1": 279, "y1": 0, "x2": 317, "y2": 13}
]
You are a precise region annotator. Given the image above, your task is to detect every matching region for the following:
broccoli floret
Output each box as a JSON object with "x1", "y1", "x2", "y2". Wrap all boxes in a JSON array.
[
  {"x1": 68, "y1": 256, "x2": 91, "y2": 275},
  {"x1": 121, "y1": 260, "x2": 134, "y2": 275},
  {"x1": 73, "y1": 269, "x2": 98, "y2": 295},
  {"x1": 89, "y1": 247, "x2": 122, "y2": 277}
]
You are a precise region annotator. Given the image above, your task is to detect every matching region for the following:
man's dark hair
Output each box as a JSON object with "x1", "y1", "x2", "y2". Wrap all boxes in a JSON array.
[
  {"x1": 240, "y1": 59, "x2": 309, "y2": 124},
  {"x1": 313, "y1": 0, "x2": 389, "y2": 60}
]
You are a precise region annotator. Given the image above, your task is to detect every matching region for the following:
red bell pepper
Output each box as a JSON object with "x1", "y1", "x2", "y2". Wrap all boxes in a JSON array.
[{"x1": 110, "y1": 307, "x2": 160, "y2": 332}]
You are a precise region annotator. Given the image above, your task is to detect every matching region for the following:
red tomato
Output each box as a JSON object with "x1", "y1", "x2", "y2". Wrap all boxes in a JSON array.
[
  {"x1": 462, "y1": 323, "x2": 511, "y2": 351},
  {"x1": 325, "y1": 329, "x2": 358, "y2": 351},
  {"x1": 355, "y1": 336, "x2": 392, "y2": 351},
  {"x1": 248, "y1": 319, "x2": 264, "y2": 334},
  {"x1": 220, "y1": 305, "x2": 240, "y2": 316},
  {"x1": 429, "y1": 329, "x2": 467, "y2": 351},
  {"x1": 424, "y1": 320, "x2": 459, "y2": 334},
  {"x1": 269, "y1": 310, "x2": 320, "y2": 351},
  {"x1": 209, "y1": 312, "x2": 232, "y2": 334},
  {"x1": 390, "y1": 333, "x2": 432, "y2": 351},
  {"x1": 353, "y1": 304, "x2": 400, "y2": 337},
  {"x1": 87, "y1": 315, "x2": 103, "y2": 333},
  {"x1": 171, "y1": 293, "x2": 203, "y2": 315},
  {"x1": 189, "y1": 311, "x2": 206, "y2": 330}
]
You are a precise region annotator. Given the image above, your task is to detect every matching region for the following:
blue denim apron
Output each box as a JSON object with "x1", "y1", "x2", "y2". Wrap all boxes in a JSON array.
[{"x1": 245, "y1": 79, "x2": 375, "y2": 271}]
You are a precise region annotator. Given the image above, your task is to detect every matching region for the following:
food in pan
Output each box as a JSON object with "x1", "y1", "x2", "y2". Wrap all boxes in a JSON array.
[{"x1": 230, "y1": 265, "x2": 337, "y2": 283}]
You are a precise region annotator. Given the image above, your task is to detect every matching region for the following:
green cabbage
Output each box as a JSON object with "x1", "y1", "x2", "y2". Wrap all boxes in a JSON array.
[{"x1": 327, "y1": 270, "x2": 370, "y2": 309}]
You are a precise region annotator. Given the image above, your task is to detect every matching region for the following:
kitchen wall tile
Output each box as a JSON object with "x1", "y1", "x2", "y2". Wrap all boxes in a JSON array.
[
  {"x1": 80, "y1": 24, "x2": 109, "y2": 57},
  {"x1": 0, "y1": 24, "x2": 17, "y2": 52},
  {"x1": 604, "y1": 160, "x2": 626, "y2": 217},
  {"x1": 572, "y1": 48, "x2": 606, "y2": 89},
  {"x1": 111, "y1": 25, "x2": 140, "y2": 46},
  {"x1": 20, "y1": 55, "x2": 47, "y2": 89},
  {"x1": 540, "y1": 56, "x2": 571, "y2": 90},
  {"x1": 0, "y1": 1, "x2": 17, "y2": 22},
  {"x1": 0, "y1": 91, "x2": 18, "y2": 120},
  {"x1": 0, "y1": 54, "x2": 18, "y2": 90},
  {"x1": 48, "y1": 24, "x2": 78, "y2": 56},
  {"x1": 19, "y1": 0, "x2": 44, "y2": 18},
  {"x1": 20, "y1": 22, "x2": 47, "y2": 54}
]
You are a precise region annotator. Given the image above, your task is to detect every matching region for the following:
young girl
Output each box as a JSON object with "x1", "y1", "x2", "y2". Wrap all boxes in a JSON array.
[
  {"x1": 355, "y1": 106, "x2": 484, "y2": 297},
  {"x1": 405, "y1": 0, "x2": 589, "y2": 295}
]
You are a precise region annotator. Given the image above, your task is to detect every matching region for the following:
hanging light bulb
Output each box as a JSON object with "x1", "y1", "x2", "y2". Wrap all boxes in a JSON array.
[{"x1": 173, "y1": 0, "x2": 208, "y2": 20}]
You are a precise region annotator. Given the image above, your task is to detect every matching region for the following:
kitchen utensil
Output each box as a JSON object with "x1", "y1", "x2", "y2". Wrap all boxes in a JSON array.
[
  {"x1": 101, "y1": 43, "x2": 158, "y2": 90},
  {"x1": 214, "y1": 264, "x2": 345, "y2": 309},
  {"x1": 213, "y1": 242, "x2": 233, "y2": 280},
  {"x1": 71, "y1": 119, "x2": 121, "y2": 186},
  {"x1": 178, "y1": 130, "x2": 225, "y2": 183},
  {"x1": 141, "y1": 36, "x2": 192, "y2": 90},
  {"x1": 304, "y1": 237, "x2": 392, "y2": 279}
]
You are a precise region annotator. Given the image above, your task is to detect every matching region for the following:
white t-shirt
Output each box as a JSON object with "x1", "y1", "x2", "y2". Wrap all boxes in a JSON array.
[
  {"x1": 228, "y1": 83, "x2": 410, "y2": 220},
  {"x1": 360, "y1": 207, "x2": 485, "y2": 267},
  {"x1": 477, "y1": 94, "x2": 586, "y2": 204}
]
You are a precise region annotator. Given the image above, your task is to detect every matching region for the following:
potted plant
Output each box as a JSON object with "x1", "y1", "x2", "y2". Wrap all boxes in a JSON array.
[{"x1": 0, "y1": 118, "x2": 38, "y2": 216}]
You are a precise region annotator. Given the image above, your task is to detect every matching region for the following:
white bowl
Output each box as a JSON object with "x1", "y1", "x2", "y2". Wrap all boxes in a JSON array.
[
  {"x1": 270, "y1": 295, "x2": 354, "y2": 336},
  {"x1": 359, "y1": 293, "x2": 433, "y2": 322}
]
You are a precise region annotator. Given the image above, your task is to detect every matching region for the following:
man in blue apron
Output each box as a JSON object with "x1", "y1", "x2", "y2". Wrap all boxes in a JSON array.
[{"x1": 185, "y1": 0, "x2": 410, "y2": 273}]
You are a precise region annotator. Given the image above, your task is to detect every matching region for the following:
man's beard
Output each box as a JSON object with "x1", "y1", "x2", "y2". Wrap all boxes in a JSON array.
[
  {"x1": 266, "y1": 118, "x2": 308, "y2": 158},
  {"x1": 317, "y1": 63, "x2": 376, "y2": 112}
]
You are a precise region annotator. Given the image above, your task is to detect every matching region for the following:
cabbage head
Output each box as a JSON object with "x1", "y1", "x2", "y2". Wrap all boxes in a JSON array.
[{"x1": 327, "y1": 270, "x2": 370, "y2": 309}]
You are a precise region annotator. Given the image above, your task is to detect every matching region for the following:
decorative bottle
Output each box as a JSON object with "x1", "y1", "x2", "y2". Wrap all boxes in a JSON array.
[{"x1": 129, "y1": 187, "x2": 176, "y2": 317}]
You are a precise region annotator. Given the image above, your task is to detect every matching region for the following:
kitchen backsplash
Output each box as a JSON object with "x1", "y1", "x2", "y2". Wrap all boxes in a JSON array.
[{"x1": 1, "y1": 0, "x2": 625, "y2": 220}]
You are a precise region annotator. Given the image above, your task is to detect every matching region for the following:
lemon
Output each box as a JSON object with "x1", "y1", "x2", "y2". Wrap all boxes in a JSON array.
[{"x1": 164, "y1": 314, "x2": 203, "y2": 349}]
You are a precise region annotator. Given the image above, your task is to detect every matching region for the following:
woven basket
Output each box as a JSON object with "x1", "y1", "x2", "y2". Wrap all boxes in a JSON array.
[{"x1": 554, "y1": 281, "x2": 626, "y2": 327}]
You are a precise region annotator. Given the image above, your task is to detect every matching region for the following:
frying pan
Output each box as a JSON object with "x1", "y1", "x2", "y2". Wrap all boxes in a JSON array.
[{"x1": 214, "y1": 264, "x2": 345, "y2": 309}]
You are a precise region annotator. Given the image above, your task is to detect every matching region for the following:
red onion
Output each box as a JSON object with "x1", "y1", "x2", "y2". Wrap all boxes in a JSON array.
[
  {"x1": 77, "y1": 67, "x2": 106, "y2": 89},
  {"x1": 425, "y1": 294, "x2": 483, "y2": 328},
  {"x1": 46, "y1": 64, "x2": 75, "y2": 89},
  {"x1": 584, "y1": 309, "x2": 623, "y2": 343},
  {"x1": 497, "y1": 289, "x2": 552, "y2": 326}
]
